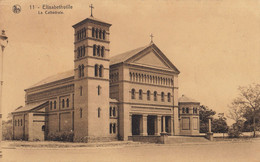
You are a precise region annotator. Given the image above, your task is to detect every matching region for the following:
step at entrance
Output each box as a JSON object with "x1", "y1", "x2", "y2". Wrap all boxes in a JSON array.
[{"x1": 167, "y1": 136, "x2": 209, "y2": 144}]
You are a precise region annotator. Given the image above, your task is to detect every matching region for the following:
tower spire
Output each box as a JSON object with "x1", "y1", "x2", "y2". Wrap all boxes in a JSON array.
[{"x1": 89, "y1": 4, "x2": 94, "y2": 17}]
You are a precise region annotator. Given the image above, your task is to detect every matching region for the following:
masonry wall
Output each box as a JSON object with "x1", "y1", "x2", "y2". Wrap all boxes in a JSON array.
[
  {"x1": 179, "y1": 103, "x2": 200, "y2": 136},
  {"x1": 13, "y1": 113, "x2": 27, "y2": 140}
]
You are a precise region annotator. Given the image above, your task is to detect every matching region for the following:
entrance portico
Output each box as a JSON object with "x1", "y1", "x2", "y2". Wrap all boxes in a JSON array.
[{"x1": 131, "y1": 114, "x2": 174, "y2": 136}]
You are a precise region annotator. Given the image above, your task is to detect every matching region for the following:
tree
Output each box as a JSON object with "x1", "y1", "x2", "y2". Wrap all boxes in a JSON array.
[
  {"x1": 229, "y1": 84, "x2": 260, "y2": 137},
  {"x1": 199, "y1": 105, "x2": 216, "y2": 133},
  {"x1": 212, "y1": 115, "x2": 228, "y2": 134},
  {"x1": 2, "y1": 113, "x2": 13, "y2": 140}
]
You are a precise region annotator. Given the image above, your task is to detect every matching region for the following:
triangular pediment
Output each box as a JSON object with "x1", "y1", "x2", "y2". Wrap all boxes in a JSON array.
[
  {"x1": 125, "y1": 44, "x2": 180, "y2": 73},
  {"x1": 132, "y1": 50, "x2": 170, "y2": 69}
]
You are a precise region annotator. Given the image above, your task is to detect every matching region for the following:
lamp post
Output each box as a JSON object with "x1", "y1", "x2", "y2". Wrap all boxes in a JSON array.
[{"x1": 0, "y1": 30, "x2": 8, "y2": 157}]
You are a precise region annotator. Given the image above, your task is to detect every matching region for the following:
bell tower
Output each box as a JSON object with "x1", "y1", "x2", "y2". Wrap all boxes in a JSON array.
[{"x1": 73, "y1": 6, "x2": 112, "y2": 142}]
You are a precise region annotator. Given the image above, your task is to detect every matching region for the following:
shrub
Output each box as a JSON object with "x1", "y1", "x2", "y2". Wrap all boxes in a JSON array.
[
  {"x1": 228, "y1": 120, "x2": 244, "y2": 138},
  {"x1": 228, "y1": 128, "x2": 242, "y2": 138},
  {"x1": 47, "y1": 131, "x2": 74, "y2": 142},
  {"x1": 2, "y1": 120, "x2": 13, "y2": 140}
]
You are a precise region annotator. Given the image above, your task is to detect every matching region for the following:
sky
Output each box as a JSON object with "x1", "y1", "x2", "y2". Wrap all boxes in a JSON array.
[{"x1": 0, "y1": 0, "x2": 260, "y2": 124}]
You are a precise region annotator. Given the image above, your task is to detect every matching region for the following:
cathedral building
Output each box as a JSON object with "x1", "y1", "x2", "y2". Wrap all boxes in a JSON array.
[{"x1": 12, "y1": 11, "x2": 200, "y2": 142}]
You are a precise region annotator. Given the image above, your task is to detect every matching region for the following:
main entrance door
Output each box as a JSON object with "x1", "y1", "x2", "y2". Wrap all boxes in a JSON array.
[
  {"x1": 147, "y1": 115, "x2": 156, "y2": 135},
  {"x1": 132, "y1": 115, "x2": 141, "y2": 135}
]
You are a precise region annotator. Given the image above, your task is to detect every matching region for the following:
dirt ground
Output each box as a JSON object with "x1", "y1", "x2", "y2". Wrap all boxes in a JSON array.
[{"x1": 2, "y1": 138, "x2": 260, "y2": 162}]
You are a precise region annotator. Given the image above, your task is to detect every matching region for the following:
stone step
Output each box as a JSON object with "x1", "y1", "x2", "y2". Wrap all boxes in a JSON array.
[{"x1": 167, "y1": 136, "x2": 209, "y2": 144}]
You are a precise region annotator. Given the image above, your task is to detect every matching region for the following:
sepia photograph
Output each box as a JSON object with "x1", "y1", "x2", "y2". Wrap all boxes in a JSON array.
[{"x1": 0, "y1": 0, "x2": 260, "y2": 161}]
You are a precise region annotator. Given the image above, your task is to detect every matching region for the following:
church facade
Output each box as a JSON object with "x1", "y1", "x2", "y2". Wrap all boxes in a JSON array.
[{"x1": 12, "y1": 14, "x2": 200, "y2": 142}]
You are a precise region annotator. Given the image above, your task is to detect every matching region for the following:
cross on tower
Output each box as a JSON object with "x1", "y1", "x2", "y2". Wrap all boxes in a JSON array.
[
  {"x1": 150, "y1": 33, "x2": 154, "y2": 43},
  {"x1": 89, "y1": 4, "x2": 94, "y2": 17}
]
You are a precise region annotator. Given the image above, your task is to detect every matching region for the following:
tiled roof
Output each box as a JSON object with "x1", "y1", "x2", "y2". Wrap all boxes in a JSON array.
[
  {"x1": 12, "y1": 101, "x2": 48, "y2": 113},
  {"x1": 28, "y1": 70, "x2": 74, "y2": 89},
  {"x1": 110, "y1": 44, "x2": 150, "y2": 65},
  {"x1": 178, "y1": 95, "x2": 199, "y2": 103}
]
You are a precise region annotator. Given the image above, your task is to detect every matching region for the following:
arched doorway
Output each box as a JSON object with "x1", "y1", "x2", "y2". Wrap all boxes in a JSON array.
[{"x1": 132, "y1": 115, "x2": 141, "y2": 135}]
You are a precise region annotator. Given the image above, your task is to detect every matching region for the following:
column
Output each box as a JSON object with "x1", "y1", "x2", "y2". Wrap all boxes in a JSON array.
[
  {"x1": 162, "y1": 116, "x2": 166, "y2": 133},
  {"x1": 208, "y1": 118, "x2": 212, "y2": 133},
  {"x1": 155, "y1": 115, "x2": 162, "y2": 136},
  {"x1": 129, "y1": 114, "x2": 132, "y2": 136},
  {"x1": 170, "y1": 116, "x2": 174, "y2": 135},
  {"x1": 140, "y1": 114, "x2": 148, "y2": 136}
]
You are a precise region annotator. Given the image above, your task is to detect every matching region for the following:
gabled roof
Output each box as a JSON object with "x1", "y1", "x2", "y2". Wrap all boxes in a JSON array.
[
  {"x1": 110, "y1": 45, "x2": 150, "y2": 65},
  {"x1": 12, "y1": 101, "x2": 48, "y2": 114},
  {"x1": 178, "y1": 95, "x2": 200, "y2": 104},
  {"x1": 27, "y1": 70, "x2": 74, "y2": 89},
  {"x1": 110, "y1": 43, "x2": 180, "y2": 73}
]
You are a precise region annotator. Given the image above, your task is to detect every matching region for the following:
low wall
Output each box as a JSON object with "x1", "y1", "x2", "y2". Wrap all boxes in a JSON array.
[{"x1": 129, "y1": 135, "x2": 167, "y2": 144}]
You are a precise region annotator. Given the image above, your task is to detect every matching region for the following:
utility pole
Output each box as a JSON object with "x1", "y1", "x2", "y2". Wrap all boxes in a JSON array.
[{"x1": 0, "y1": 30, "x2": 8, "y2": 158}]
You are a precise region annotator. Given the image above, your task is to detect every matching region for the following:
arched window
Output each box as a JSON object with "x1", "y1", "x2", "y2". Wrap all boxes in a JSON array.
[
  {"x1": 82, "y1": 46, "x2": 85, "y2": 57},
  {"x1": 101, "y1": 46, "x2": 104, "y2": 57},
  {"x1": 92, "y1": 27, "x2": 95, "y2": 37},
  {"x1": 21, "y1": 119, "x2": 22, "y2": 126},
  {"x1": 171, "y1": 79, "x2": 173, "y2": 86},
  {"x1": 98, "y1": 108, "x2": 101, "y2": 118},
  {"x1": 110, "y1": 107, "x2": 112, "y2": 117},
  {"x1": 95, "y1": 64, "x2": 99, "y2": 77},
  {"x1": 77, "y1": 31, "x2": 79, "y2": 41},
  {"x1": 99, "y1": 65, "x2": 103, "y2": 77},
  {"x1": 95, "y1": 29, "x2": 98, "y2": 38},
  {"x1": 78, "y1": 65, "x2": 81, "y2": 78},
  {"x1": 110, "y1": 123, "x2": 112, "y2": 134},
  {"x1": 147, "y1": 90, "x2": 150, "y2": 100},
  {"x1": 131, "y1": 89, "x2": 135, "y2": 99},
  {"x1": 103, "y1": 30, "x2": 106, "y2": 40},
  {"x1": 79, "y1": 86, "x2": 83, "y2": 96},
  {"x1": 84, "y1": 28, "x2": 86, "y2": 38},
  {"x1": 62, "y1": 99, "x2": 65, "y2": 108},
  {"x1": 154, "y1": 91, "x2": 157, "y2": 101},
  {"x1": 99, "y1": 29, "x2": 102, "y2": 39},
  {"x1": 193, "y1": 108, "x2": 198, "y2": 114},
  {"x1": 97, "y1": 46, "x2": 100, "y2": 56},
  {"x1": 161, "y1": 92, "x2": 165, "y2": 102},
  {"x1": 182, "y1": 108, "x2": 185, "y2": 114},
  {"x1": 186, "y1": 107, "x2": 189, "y2": 114},
  {"x1": 15, "y1": 120, "x2": 17, "y2": 126},
  {"x1": 97, "y1": 85, "x2": 101, "y2": 95},
  {"x1": 50, "y1": 101, "x2": 52, "y2": 110},
  {"x1": 167, "y1": 93, "x2": 171, "y2": 102},
  {"x1": 81, "y1": 65, "x2": 84, "y2": 77},
  {"x1": 18, "y1": 120, "x2": 20, "y2": 126},
  {"x1": 66, "y1": 98, "x2": 69, "y2": 107},
  {"x1": 80, "y1": 47, "x2": 83, "y2": 57},
  {"x1": 77, "y1": 47, "x2": 80, "y2": 58},
  {"x1": 113, "y1": 123, "x2": 116, "y2": 133},
  {"x1": 113, "y1": 107, "x2": 116, "y2": 116},
  {"x1": 129, "y1": 72, "x2": 132, "y2": 81},
  {"x1": 80, "y1": 108, "x2": 82, "y2": 118},
  {"x1": 139, "y1": 89, "x2": 143, "y2": 100},
  {"x1": 93, "y1": 44, "x2": 96, "y2": 56},
  {"x1": 54, "y1": 101, "x2": 56, "y2": 109}
]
